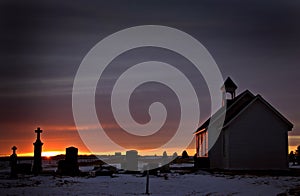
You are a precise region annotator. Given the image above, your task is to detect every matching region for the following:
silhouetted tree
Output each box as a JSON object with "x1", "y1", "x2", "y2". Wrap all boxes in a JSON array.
[
  {"x1": 181, "y1": 150, "x2": 189, "y2": 159},
  {"x1": 296, "y1": 145, "x2": 300, "y2": 165},
  {"x1": 289, "y1": 151, "x2": 296, "y2": 165}
]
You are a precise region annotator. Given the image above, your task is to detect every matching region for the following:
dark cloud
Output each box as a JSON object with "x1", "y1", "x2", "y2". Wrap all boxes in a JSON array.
[{"x1": 0, "y1": 0, "x2": 300, "y2": 155}]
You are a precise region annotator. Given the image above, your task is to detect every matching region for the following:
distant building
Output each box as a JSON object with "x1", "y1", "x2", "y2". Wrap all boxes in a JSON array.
[{"x1": 195, "y1": 77, "x2": 293, "y2": 170}]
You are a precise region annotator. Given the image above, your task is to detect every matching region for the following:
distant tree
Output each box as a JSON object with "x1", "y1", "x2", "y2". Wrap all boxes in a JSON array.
[
  {"x1": 296, "y1": 145, "x2": 300, "y2": 165},
  {"x1": 289, "y1": 151, "x2": 296, "y2": 165},
  {"x1": 181, "y1": 150, "x2": 189, "y2": 159},
  {"x1": 193, "y1": 153, "x2": 197, "y2": 160}
]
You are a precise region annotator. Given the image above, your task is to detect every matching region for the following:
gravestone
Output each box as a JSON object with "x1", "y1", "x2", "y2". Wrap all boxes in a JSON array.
[
  {"x1": 10, "y1": 146, "x2": 18, "y2": 178},
  {"x1": 162, "y1": 151, "x2": 169, "y2": 165},
  {"x1": 32, "y1": 127, "x2": 43, "y2": 175},
  {"x1": 125, "y1": 150, "x2": 138, "y2": 171},
  {"x1": 57, "y1": 146, "x2": 80, "y2": 176},
  {"x1": 65, "y1": 146, "x2": 79, "y2": 175},
  {"x1": 161, "y1": 151, "x2": 170, "y2": 173}
]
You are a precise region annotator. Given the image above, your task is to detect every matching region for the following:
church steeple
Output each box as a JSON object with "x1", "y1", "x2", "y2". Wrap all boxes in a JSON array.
[{"x1": 221, "y1": 77, "x2": 237, "y2": 106}]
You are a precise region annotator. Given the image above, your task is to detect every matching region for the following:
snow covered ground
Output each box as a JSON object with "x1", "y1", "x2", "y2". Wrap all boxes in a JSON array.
[
  {"x1": 1, "y1": 173, "x2": 300, "y2": 195},
  {"x1": 1, "y1": 161, "x2": 300, "y2": 195}
]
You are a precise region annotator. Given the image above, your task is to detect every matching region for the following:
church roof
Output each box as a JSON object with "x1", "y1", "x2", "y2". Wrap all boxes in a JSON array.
[
  {"x1": 221, "y1": 77, "x2": 238, "y2": 90},
  {"x1": 195, "y1": 90, "x2": 293, "y2": 134}
]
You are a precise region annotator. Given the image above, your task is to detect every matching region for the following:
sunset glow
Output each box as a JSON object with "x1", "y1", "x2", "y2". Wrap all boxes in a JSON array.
[
  {"x1": 0, "y1": 123, "x2": 296, "y2": 157},
  {"x1": 42, "y1": 151, "x2": 65, "y2": 157}
]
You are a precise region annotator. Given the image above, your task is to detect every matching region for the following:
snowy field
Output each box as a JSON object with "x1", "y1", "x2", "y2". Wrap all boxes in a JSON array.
[
  {"x1": 1, "y1": 160, "x2": 300, "y2": 195},
  {"x1": 1, "y1": 173, "x2": 300, "y2": 195}
]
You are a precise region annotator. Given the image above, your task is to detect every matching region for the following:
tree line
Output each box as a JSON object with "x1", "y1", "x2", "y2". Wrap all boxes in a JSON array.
[{"x1": 289, "y1": 145, "x2": 300, "y2": 165}]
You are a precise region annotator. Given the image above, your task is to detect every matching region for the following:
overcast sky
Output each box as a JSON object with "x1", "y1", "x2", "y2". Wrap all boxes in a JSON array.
[{"x1": 1, "y1": 0, "x2": 300, "y2": 155}]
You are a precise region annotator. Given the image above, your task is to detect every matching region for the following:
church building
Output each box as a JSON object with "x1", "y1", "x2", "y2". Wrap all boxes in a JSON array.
[{"x1": 195, "y1": 77, "x2": 293, "y2": 170}]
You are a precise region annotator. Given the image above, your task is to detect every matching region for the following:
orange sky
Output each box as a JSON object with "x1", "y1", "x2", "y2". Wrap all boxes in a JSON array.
[
  {"x1": 0, "y1": 123, "x2": 197, "y2": 157},
  {"x1": 1, "y1": 123, "x2": 297, "y2": 157}
]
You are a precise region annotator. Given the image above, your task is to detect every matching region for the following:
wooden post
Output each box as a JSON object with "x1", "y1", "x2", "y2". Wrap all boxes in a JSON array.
[{"x1": 145, "y1": 168, "x2": 150, "y2": 195}]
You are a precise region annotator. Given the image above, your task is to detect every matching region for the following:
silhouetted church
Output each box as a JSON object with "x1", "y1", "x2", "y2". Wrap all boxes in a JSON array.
[{"x1": 195, "y1": 77, "x2": 293, "y2": 170}]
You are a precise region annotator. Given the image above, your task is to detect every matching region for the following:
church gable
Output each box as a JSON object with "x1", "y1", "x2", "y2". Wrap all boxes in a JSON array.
[
  {"x1": 223, "y1": 95, "x2": 293, "y2": 131},
  {"x1": 224, "y1": 98, "x2": 290, "y2": 169}
]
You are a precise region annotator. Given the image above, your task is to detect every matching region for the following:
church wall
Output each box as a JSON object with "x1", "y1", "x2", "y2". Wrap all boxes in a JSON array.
[{"x1": 226, "y1": 99, "x2": 289, "y2": 170}]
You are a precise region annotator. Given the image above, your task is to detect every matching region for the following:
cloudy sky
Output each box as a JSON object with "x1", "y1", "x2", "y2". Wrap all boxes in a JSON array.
[{"x1": 1, "y1": 0, "x2": 300, "y2": 156}]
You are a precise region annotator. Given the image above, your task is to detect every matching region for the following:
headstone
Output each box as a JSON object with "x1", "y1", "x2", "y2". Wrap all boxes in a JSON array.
[
  {"x1": 10, "y1": 146, "x2": 18, "y2": 178},
  {"x1": 32, "y1": 127, "x2": 43, "y2": 175},
  {"x1": 125, "y1": 150, "x2": 138, "y2": 171},
  {"x1": 57, "y1": 146, "x2": 80, "y2": 176},
  {"x1": 66, "y1": 146, "x2": 78, "y2": 164},
  {"x1": 161, "y1": 152, "x2": 170, "y2": 173},
  {"x1": 162, "y1": 151, "x2": 169, "y2": 165}
]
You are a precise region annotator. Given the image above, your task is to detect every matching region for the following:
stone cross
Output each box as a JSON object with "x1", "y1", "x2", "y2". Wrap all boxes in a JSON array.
[
  {"x1": 33, "y1": 127, "x2": 43, "y2": 175},
  {"x1": 35, "y1": 127, "x2": 42, "y2": 141},
  {"x1": 12, "y1": 146, "x2": 17, "y2": 154},
  {"x1": 10, "y1": 146, "x2": 18, "y2": 178}
]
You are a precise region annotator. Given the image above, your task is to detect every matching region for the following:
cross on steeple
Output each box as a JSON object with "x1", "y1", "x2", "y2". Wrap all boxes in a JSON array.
[
  {"x1": 11, "y1": 146, "x2": 17, "y2": 154},
  {"x1": 35, "y1": 127, "x2": 43, "y2": 141}
]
